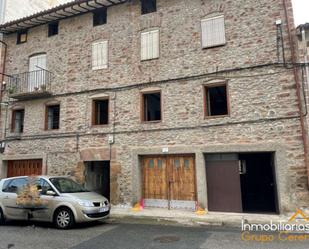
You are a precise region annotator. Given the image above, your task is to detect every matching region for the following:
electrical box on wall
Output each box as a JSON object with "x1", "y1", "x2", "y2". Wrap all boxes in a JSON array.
[
  {"x1": 162, "y1": 147, "x2": 169, "y2": 153},
  {"x1": 108, "y1": 135, "x2": 114, "y2": 144},
  {"x1": 0, "y1": 141, "x2": 5, "y2": 153}
]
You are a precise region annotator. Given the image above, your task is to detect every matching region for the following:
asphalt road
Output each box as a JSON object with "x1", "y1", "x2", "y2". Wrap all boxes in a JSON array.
[{"x1": 0, "y1": 219, "x2": 308, "y2": 249}]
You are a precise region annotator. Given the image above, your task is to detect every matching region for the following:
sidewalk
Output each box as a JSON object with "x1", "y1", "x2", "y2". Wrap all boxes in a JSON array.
[{"x1": 110, "y1": 206, "x2": 289, "y2": 228}]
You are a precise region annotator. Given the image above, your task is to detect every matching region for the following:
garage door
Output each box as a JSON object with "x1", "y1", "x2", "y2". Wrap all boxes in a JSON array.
[
  {"x1": 7, "y1": 159, "x2": 43, "y2": 177},
  {"x1": 142, "y1": 155, "x2": 196, "y2": 210}
]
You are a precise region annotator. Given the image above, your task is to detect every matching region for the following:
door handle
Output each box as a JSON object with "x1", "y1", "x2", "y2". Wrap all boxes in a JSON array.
[{"x1": 3, "y1": 196, "x2": 9, "y2": 199}]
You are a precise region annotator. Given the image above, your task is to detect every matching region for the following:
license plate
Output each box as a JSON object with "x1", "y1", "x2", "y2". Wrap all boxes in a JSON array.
[{"x1": 99, "y1": 207, "x2": 109, "y2": 213}]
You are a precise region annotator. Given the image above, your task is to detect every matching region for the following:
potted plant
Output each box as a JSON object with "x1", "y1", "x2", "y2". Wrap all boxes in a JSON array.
[{"x1": 8, "y1": 86, "x2": 16, "y2": 95}]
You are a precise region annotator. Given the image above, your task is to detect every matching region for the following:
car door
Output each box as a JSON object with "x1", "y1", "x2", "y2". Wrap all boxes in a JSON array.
[
  {"x1": 31, "y1": 178, "x2": 57, "y2": 222},
  {"x1": 2, "y1": 178, "x2": 28, "y2": 220}
]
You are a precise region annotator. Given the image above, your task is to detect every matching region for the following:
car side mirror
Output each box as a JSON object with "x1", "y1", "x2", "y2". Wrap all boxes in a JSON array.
[{"x1": 46, "y1": 190, "x2": 57, "y2": 196}]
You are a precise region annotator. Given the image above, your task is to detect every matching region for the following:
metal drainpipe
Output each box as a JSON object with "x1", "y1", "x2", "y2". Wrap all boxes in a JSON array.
[
  {"x1": 0, "y1": 0, "x2": 7, "y2": 144},
  {"x1": 302, "y1": 29, "x2": 309, "y2": 89},
  {"x1": 283, "y1": 0, "x2": 309, "y2": 188}
]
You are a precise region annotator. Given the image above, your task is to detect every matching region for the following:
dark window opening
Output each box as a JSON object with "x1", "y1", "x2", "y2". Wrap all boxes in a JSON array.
[
  {"x1": 17, "y1": 30, "x2": 28, "y2": 44},
  {"x1": 205, "y1": 84, "x2": 228, "y2": 116},
  {"x1": 143, "y1": 92, "x2": 161, "y2": 122},
  {"x1": 46, "y1": 105, "x2": 60, "y2": 130},
  {"x1": 141, "y1": 0, "x2": 156, "y2": 15},
  {"x1": 12, "y1": 109, "x2": 24, "y2": 133},
  {"x1": 48, "y1": 22, "x2": 59, "y2": 37},
  {"x1": 93, "y1": 8, "x2": 107, "y2": 26},
  {"x1": 93, "y1": 99, "x2": 109, "y2": 125}
]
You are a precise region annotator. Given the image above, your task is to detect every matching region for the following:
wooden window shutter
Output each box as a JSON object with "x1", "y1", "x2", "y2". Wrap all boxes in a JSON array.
[
  {"x1": 201, "y1": 15, "x2": 226, "y2": 48},
  {"x1": 141, "y1": 32, "x2": 148, "y2": 60},
  {"x1": 92, "y1": 41, "x2": 108, "y2": 70},
  {"x1": 151, "y1": 30, "x2": 159, "y2": 59},
  {"x1": 141, "y1": 29, "x2": 159, "y2": 60}
]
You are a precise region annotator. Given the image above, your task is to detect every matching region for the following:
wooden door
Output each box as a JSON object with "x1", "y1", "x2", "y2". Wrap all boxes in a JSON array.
[
  {"x1": 28, "y1": 54, "x2": 47, "y2": 91},
  {"x1": 206, "y1": 160, "x2": 243, "y2": 212},
  {"x1": 142, "y1": 156, "x2": 168, "y2": 200},
  {"x1": 7, "y1": 160, "x2": 42, "y2": 177},
  {"x1": 142, "y1": 155, "x2": 196, "y2": 209},
  {"x1": 168, "y1": 155, "x2": 196, "y2": 201}
]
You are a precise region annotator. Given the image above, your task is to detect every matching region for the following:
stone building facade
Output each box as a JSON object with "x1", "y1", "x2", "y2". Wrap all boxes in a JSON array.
[{"x1": 0, "y1": 0, "x2": 308, "y2": 215}]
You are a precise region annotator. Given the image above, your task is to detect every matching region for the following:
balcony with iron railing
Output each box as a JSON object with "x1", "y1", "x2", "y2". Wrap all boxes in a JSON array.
[{"x1": 6, "y1": 69, "x2": 53, "y2": 100}]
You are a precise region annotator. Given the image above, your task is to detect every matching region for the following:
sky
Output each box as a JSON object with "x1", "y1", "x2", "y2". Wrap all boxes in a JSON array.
[{"x1": 292, "y1": 0, "x2": 309, "y2": 25}]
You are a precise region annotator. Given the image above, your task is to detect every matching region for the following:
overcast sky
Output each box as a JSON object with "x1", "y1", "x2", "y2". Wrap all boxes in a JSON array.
[{"x1": 292, "y1": 0, "x2": 309, "y2": 25}]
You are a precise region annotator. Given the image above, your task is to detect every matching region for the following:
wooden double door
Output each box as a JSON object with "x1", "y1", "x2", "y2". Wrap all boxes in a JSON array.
[
  {"x1": 7, "y1": 160, "x2": 42, "y2": 177},
  {"x1": 142, "y1": 155, "x2": 196, "y2": 210}
]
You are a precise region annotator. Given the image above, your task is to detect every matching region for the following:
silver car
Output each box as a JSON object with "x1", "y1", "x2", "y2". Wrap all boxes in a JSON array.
[{"x1": 0, "y1": 176, "x2": 110, "y2": 229}]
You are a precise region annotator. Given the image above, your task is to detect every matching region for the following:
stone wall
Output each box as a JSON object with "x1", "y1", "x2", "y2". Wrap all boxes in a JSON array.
[{"x1": 1, "y1": 0, "x2": 308, "y2": 212}]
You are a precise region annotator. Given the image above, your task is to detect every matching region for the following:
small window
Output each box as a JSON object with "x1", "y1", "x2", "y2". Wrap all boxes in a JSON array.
[
  {"x1": 174, "y1": 159, "x2": 180, "y2": 169},
  {"x1": 201, "y1": 15, "x2": 226, "y2": 48},
  {"x1": 48, "y1": 22, "x2": 59, "y2": 37},
  {"x1": 11, "y1": 109, "x2": 24, "y2": 133},
  {"x1": 92, "y1": 41, "x2": 108, "y2": 70},
  {"x1": 3, "y1": 178, "x2": 28, "y2": 193},
  {"x1": 93, "y1": 99, "x2": 109, "y2": 125},
  {"x1": 205, "y1": 84, "x2": 229, "y2": 117},
  {"x1": 149, "y1": 159, "x2": 154, "y2": 168},
  {"x1": 142, "y1": 92, "x2": 161, "y2": 122},
  {"x1": 93, "y1": 8, "x2": 107, "y2": 26},
  {"x1": 36, "y1": 179, "x2": 53, "y2": 195},
  {"x1": 141, "y1": 29, "x2": 159, "y2": 60},
  {"x1": 46, "y1": 105, "x2": 60, "y2": 130},
  {"x1": 141, "y1": 0, "x2": 156, "y2": 15},
  {"x1": 184, "y1": 159, "x2": 190, "y2": 169},
  {"x1": 17, "y1": 30, "x2": 27, "y2": 44}
]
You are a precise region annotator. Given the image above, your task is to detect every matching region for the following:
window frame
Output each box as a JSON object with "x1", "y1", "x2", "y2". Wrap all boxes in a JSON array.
[
  {"x1": 48, "y1": 21, "x2": 59, "y2": 37},
  {"x1": 201, "y1": 15, "x2": 226, "y2": 49},
  {"x1": 141, "y1": 0, "x2": 157, "y2": 15},
  {"x1": 93, "y1": 7, "x2": 107, "y2": 27},
  {"x1": 140, "y1": 90, "x2": 162, "y2": 123},
  {"x1": 92, "y1": 98, "x2": 110, "y2": 126},
  {"x1": 11, "y1": 109, "x2": 25, "y2": 133},
  {"x1": 17, "y1": 30, "x2": 28, "y2": 44},
  {"x1": 45, "y1": 104, "x2": 60, "y2": 130},
  {"x1": 204, "y1": 82, "x2": 230, "y2": 119}
]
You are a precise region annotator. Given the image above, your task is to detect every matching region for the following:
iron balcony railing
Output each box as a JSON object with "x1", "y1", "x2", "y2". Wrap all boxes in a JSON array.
[{"x1": 7, "y1": 69, "x2": 53, "y2": 98}]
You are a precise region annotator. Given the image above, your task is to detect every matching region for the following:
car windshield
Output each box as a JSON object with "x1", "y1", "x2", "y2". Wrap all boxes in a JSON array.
[{"x1": 50, "y1": 178, "x2": 89, "y2": 193}]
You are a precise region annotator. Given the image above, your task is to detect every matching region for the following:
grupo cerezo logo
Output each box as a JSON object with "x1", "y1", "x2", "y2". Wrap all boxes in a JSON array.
[{"x1": 241, "y1": 209, "x2": 309, "y2": 243}]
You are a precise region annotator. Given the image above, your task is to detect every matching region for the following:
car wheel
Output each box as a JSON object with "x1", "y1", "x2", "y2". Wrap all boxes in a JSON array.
[
  {"x1": 0, "y1": 208, "x2": 5, "y2": 225},
  {"x1": 54, "y1": 208, "x2": 74, "y2": 229}
]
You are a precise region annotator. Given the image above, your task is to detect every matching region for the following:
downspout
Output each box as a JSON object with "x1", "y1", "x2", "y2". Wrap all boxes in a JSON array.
[
  {"x1": 301, "y1": 28, "x2": 309, "y2": 88},
  {"x1": 282, "y1": 0, "x2": 309, "y2": 188},
  {"x1": 0, "y1": 0, "x2": 7, "y2": 143}
]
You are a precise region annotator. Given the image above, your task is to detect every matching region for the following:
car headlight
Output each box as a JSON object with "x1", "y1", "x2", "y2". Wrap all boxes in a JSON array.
[{"x1": 78, "y1": 200, "x2": 94, "y2": 207}]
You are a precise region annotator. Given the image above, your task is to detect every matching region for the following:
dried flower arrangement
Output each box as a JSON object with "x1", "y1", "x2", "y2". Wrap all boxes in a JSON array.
[{"x1": 16, "y1": 177, "x2": 47, "y2": 208}]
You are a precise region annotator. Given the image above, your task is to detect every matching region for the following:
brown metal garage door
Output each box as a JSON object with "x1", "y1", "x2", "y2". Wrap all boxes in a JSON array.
[
  {"x1": 7, "y1": 159, "x2": 43, "y2": 177},
  {"x1": 142, "y1": 155, "x2": 196, "y2": 210}
]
